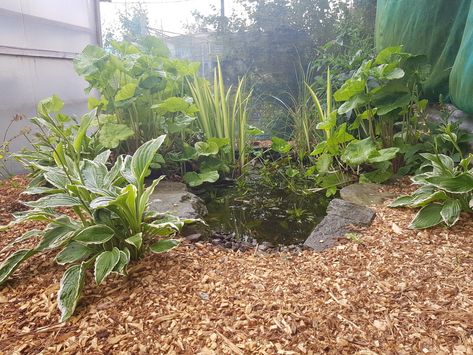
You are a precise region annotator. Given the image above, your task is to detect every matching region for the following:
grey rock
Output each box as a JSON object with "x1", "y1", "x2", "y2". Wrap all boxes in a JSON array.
[
  {"x1": 304, "y1": 199, "x2": 375, "y2": 251},
  {"x1": 148, "y1": 181, "x2": 210, "y2": 237},
  {"x1": 185, "y1": 233, "x2": 202, "y2": 242},
  {"x1": 340, "y1": 183, "x2": 396, "y2": 206}
]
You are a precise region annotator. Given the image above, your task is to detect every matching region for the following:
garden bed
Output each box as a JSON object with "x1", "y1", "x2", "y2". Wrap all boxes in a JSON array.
[{"x1": 0, "y1": 177, "x2": 472, "y2": 353}]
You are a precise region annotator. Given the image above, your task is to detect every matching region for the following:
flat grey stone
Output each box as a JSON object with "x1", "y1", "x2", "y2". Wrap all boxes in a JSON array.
[
  {"x1": 340, "y1": 183, "x2": 396, "y2": 206},
  {"x1": 149, "y1": 181, "x2": 210, "y2": 236},
  {"x1": 304, "y1": 199, "x2": 375, "y2": 251}
]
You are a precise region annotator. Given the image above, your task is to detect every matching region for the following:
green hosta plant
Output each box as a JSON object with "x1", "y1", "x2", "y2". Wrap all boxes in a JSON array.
[
  {"x1": 390, "y1": 153, "x2": 473, "y2": 229},
  {"x1": 0, "y1": 136, "x2": 198, "y2": 321},
  {"x1": 15, "y1": 95, "x2": 104, "y2": 186}
]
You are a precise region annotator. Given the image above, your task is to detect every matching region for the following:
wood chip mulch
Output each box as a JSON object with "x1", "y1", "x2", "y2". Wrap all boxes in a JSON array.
[{"x1": 0, "y1": 177, "x2": 472, "y2": 354}]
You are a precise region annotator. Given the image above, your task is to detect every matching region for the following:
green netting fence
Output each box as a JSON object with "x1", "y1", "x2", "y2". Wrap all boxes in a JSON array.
[{"x1": 376, "y1": 0, "x2": 473, "y2": 113}]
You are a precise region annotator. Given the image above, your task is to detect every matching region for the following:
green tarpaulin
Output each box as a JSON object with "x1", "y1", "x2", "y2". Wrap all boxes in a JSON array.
[{"x1": 376, "y1": 0, "x2": 473, "y2": 113}]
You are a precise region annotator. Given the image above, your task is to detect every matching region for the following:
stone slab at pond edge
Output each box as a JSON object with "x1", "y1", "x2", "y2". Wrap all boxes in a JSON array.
[
  {"x1": 148, "y1": 181, "x2": 210, "y2": 237},
  {"x1": 304, "y1": 199, "x2": 375, "y2": 251},
  {"x1": 340, "y1": 183, "x2": 396, "y2": 206}
]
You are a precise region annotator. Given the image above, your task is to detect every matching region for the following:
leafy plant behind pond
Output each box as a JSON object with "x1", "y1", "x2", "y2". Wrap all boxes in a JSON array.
[
  {"x1": 1, "y1": 136, "x2": 199, "y2": 321},
  {"x1": 74, "y1": 37, "x2": 200, "y2": 156}
]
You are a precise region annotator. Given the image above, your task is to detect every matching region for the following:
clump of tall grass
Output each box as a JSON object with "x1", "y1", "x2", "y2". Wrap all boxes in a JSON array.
[
  {"x1": 188, "y1": 60, "x2": 252, "y2": 174},
  {"x1": 273, "y1": 62, "x2": 321, "y2": 162}
]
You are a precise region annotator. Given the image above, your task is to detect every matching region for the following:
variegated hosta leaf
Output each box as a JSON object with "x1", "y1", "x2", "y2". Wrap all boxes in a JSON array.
[
  {"x1": 131, "y1": 135, "x2": 166, "y2": 183},
  {"x1": 94, "y1": 248, "x2": 121, "y2": 285},
  {"x1": 440, "y1": 199, "x2": 462, "y2": 227},
  {"x1": 0, "y1": 229, "x2": 42, "y2": 253},
  {"x1": 144, "y1": 222, "x2": 179, "y2": 237},
  {"x1": 150, "y1": 239, "x2": 180, "y2": 254},
  {"x1": 409, "y1": 203, "x2": 444, "y2": 229},
  {"x1": 125, "y1": 233, "x2": 143, "y2": 250},
  {"x1": 58, "y1": 263, "x2": 87, "y2": 322},
  {"x1": 425, "y1": 173, "x2": 473, "y2": 194},
  {"x1": 36, "y1": 217, "x2": 80, "y2": 251},
  {"x1": 113, "y1": 248, "x2": 131, "y2": 275},
  {"x1": 93, "y1": 150, "x2": 111, "y2": 165},
  {"x1": 0, "y1": 249, "x2": 36, "y2": 285},
  {"x1": 25, "y1": 194, "x2": 82, "y2": 209},
  {"x1": 55, "y1": 242, "x2": 95, "y2": 265},
  {"x1": 74, "y1": 225, "x2": 115, "y2": 245},
  {"x1": 138, "y1": 176, "x2": 165, "y2": 217},
  {"x1": 81, "y1": 159, "x2": 108, "y2": 190}
]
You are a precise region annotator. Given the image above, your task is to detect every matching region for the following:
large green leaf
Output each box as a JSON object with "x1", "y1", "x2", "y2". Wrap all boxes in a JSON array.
[
  {"x1": 115, "y1": 83, "x2": 137, "y2": 102},
  {"x1": 131, "y1": 136, "x2": 166, "y2": 183},
  {"x1": 337, "y1": 95, "x2": 368, "y2": 114},
  {"x1": 183, "y1": 171, "x2": 219, "y2": 187},
  {"x1": 271, "y1": 137, "x2": 291, "y2": 154},
  {"x1": 440, "y1": 199, "x2": 462, "y2": 227},
  {"x1": 359, "y1": 168, "x2": 393, "y2": 184},
  {"x1": 150, "y1": 239, "x2": 180, "y2": 254},
  {"x1": 0, "y1": 249, "x2": 36, "y2": 285},
  {"x1": 426, "y1": 173, "x2": 473, "y2": 194},
  {"x1": 195, "y1": 141, "x2": 219, "y2": 156},
  {"x1": 55, "y1": 242, "x2": 95, "y2": 265},
  {"x1": 99, "y1": 123, "x2": 134, "y2": 149},
  {"x1": 375, "y1": 46, "x2": 403, "y2": 65},
  {"x1": 74, "y1": 225, "x2": 115, "y2": 245},
  {"x1": 73, "y1": 45, "x2": 108, "y2": 76},
  {"x1": 341, "y1": 138, "x2": 376, "y2": 166},
  {"x1": 94, "y1": 248, "x2": 121, "y2": 285},
  {"x1": 334, "y1": 78, "x2": 366, "y2": 102},
  {"x1": 409, "y1": 203, "x2": 444, "y2": 229},
  {"x1": 152, "y1": 97, "x2": 196, "y2": 114},
  {"x1": 37, "y1": 95, "x2": 64, "y2": 116},
  {"x1": 58, "y1": 263, "x2": 87, "y2": 321},
  {"x1": 367, "y1": 147, "x2": 399, "y2": 163},
  {"x1": 376, "y1": 93, "x2": 411, "y2": 116}
]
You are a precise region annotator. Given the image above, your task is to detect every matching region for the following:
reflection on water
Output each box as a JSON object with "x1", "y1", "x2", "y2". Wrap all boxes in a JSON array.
[{"x1": 195, "y1": 179, "x2": 330, "y2": 245}]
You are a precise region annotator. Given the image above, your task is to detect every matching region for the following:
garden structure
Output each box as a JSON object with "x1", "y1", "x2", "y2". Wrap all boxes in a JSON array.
[{"x1": 0, "y1": 0, "x2": 472, "y2": 353}]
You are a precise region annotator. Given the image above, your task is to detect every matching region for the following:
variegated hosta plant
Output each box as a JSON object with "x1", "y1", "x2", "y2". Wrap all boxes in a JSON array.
[
  {"x1": 0, "y1": 135, "x2": 197, "y2": 321},
  {"x1": 390, "y1": 153, "x2": 473, "y2": 229}
]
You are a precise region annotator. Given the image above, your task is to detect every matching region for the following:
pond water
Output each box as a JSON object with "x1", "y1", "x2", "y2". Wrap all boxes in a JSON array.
[{"x1": 194, "y1": 178, "x2": 330, "y2": 245}]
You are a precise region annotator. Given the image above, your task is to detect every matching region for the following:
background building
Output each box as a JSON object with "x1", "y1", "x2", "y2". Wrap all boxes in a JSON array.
[{"x1": 0, "y1": 0, "x2": 101, "y2": 174}]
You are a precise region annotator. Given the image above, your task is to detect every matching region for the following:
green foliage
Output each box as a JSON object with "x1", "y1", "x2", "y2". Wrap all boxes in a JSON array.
[
  {"x1": 391, "y1": 153, "x2": 473, "y2": 229},
  {"x1": 74, "y1": 38, "x2": 200, "y2": 156},
  {"x1": 333, "y1": 46, "x2": 431, "y2": 148},
  {"x1": 14, "y1": 96, "x2": 104, "y2": 185},
  {"x1": 0, "y1": 136, "x2": 200, "y2": 321},
  {"x1": 188, "y1": 60, "x2": 254, "y2": 174}
]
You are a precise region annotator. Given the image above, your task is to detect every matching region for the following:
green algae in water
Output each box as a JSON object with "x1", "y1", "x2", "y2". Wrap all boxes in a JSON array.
[{"x1": 196, "y1": 181, "x2": 330, "y2": 245}]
